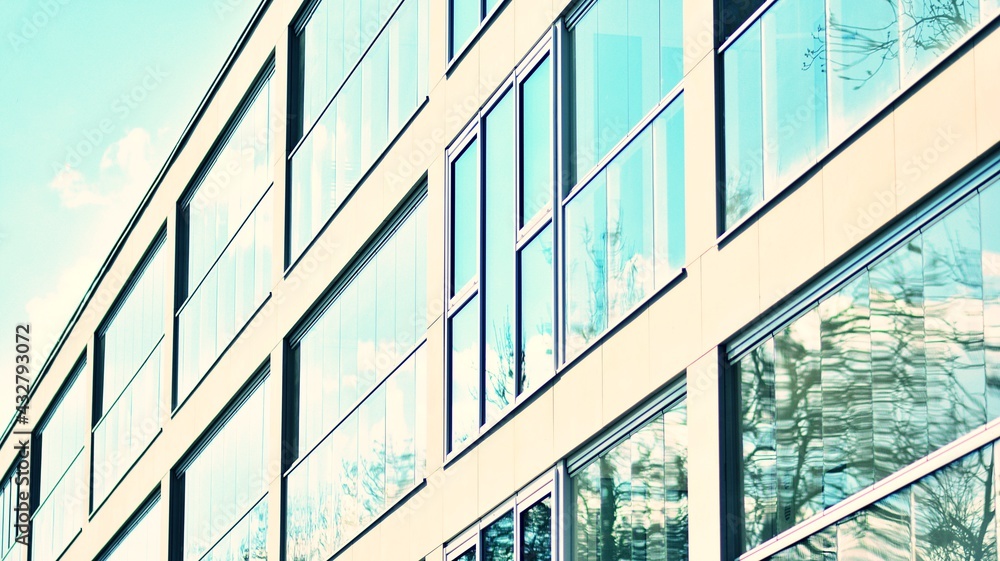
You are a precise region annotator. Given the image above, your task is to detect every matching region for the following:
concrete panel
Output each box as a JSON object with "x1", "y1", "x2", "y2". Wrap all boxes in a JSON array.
[
  {"x1": 686, "y1": 350, "x2": 722, "y2": 561},
  {"x1": 683, "y1": 0, "x2": 715, "y2": 76},
  {"x1": 602, "y1": 312, "x2": 652, "y2": 424},
  {"x1": 822, "y1": 115, "x2": 897, "y2": 261},
  {"x1": 512, "y1": 388, "x2": 555, "y2": 488},
  {"x1": 477, "y1": 419, "x2": 516, "y2": 513},
  {"x1": 701, "y1": 223, "x2": 761, "y2": 346},
  {"x1": 444, "y1": 44, "x2": 483, "y2": 141},
  {"x1": 553, "y1": 346, "x2": 603, "y2": 458},
  {"x1": 759, "y1": 174, "x2": 825, "y2": 311},
  {"x1": 976, "y1": 26, "x2": 1000, "y2": 153},
  {"x1": 442, "y1": 449, "x2": 480, "y2": 539},
  {"x1": 894, "y1": 52, "x2": 978, "y2": 211},
  {"x1": 478, "y1": 4, "x2": 516, "y2": 101},
  {"x1": 513, "y1": 0, "x2": 554, "y2": 58},
  {"x1": 649, "y1": 260, "x2": 704, "y2": 385},
  {"x1": 683, "y1": 54, "x2": 719, "y2": 262}
]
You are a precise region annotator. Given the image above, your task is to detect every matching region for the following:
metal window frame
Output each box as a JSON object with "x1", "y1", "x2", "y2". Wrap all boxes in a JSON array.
[
  {"x1": 443, "y1": 30, "x2": 558, "y2": 461},
  {"x1": 169, "y1": 363, "x2": 270, "y2": 561},
  {"x1": 722, "y1": 150, "x2": 1000, "y2": 560},
  {"x1": 444, "y1": 468, "x2": 560, "y2": 561},
  {"x1": 446, "y1": 0, "x2": 512, "y2": 71}
]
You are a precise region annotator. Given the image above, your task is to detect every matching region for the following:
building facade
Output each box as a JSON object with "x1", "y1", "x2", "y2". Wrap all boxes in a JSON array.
[{"x1": 5, "y1": 0, "x2": 1000, "y2": 559}]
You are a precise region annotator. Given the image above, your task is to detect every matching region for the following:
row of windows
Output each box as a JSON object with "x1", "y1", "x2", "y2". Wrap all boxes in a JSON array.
[
  {"x1": 289, "y1": 0, "x2": 428, "y2": 260},
  {"x1": 0, "y1": 467, "x2": 24, "y2": 561},
  {"x1": 723, "y1": 0, "x2": 1000, "y2": 229},
  {"x1": 446, "y1": 0, "x2": 688, "y2": 457},
  {"x1": 177, "y1": 73, "x2": 276, "y2": 405},
  {"x1": 446, "y1": 41, "x2": 556, "y2": 454},
  {"x1": 735, "y1": 180, "x2": 1000, "y2": 554},
  {"x1": 94, "y1": 239, "x2": 166, "y2": 507}
]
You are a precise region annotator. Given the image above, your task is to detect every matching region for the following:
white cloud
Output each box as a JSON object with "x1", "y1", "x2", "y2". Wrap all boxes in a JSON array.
[{"x1": 49, "y1": 165, "x2": 108, "y2": 207}]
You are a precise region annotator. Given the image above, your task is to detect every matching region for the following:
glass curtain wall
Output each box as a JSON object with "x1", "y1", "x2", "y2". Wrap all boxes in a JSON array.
[
  {"x1": 177, "y1": 74, "x2": 275, "y2": 405},
  {"x1": 285, "y1": 198, "x2": 428, "y2": 560},
  {"x1": 94, "y1": 240, "x2": 165, "y2": 506},
  {"x1": 736, "y1": 180, "x2": 1000, "y2": 552},
  {"x1": 31, "y1": 365, "x2": 87, "y2": 561},
  {"x1": 288, "y1": 0, "x2": 428, "y2": 260},
  {"x1": 572, "y1": 395, "x2": 688, "y2": 560},
  {"x1": 0, "y1": 465, "x2": 25, "y2": 561},
  {"x1": 179, "y1": 376, "x2": 270, "y2": 560}
]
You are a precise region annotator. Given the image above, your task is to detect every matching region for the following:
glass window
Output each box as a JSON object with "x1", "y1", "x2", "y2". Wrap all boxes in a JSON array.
[
  {"x1": 484, "y1": 90, "x2": 516, "y2": 424},
  {"x1": 572, "y1": 395, "x2": 688, "y2": 560},
  {"x1": 450, "y1": 0, "x2": 480, "y2": 58},
  {"x1": 286, "y1": 201, "x2": 428, "y2": 561},
  {"x1": 0, "y1": 463, "x2": 26, "y2": 561},
  {"x1": 450, "y1": 296, "x2": 480, "y2": 450},
  {"x1": 446, "y1": 48, "x2": 558, "y2": 452},
  {"x1": 520, "y1": 56, "x2": 553, "y2": 226},
  {"x1": 722, "y1": 0, "x2": 991, "y2": 228},
  {"x1": 294, "y1": 200, "x2": 427, "y2": 456},
  {"x1": 736, "y1": 187, "x2": 1000, "y2": 552},
  {"x1": 519, "y1": 226, "x2": 554, "y2": 394},
  {"x1": 564, "y1": 97, "x2": 685, "y2": 358},
  {"x1": 723, "y1": 22, "x2": 764, "y2": 230},
  {"x1": 178, "y1": 75, "x2": 274, "y2": 407},
  {"x1": 289, "y1": 0, "x2": 428, "y2": 262},
  {"x1": 450, "y1": 491, "x2": 554, "y2": 561},
  {"x1": 761, "y1": 0, "x2": 828, "y2": 192},
  {"x1": 99, "y1": 499, "x2": 160, "y2": 561},
  {"x1": 765, "y1": 444, "x2": 997, "y2": 561},
  {"x1": 569, "y1": 0, "x2": 684, "y2": 185},
  {"x1": 286, "y1": 347, "x2": 427, "y2": 560},
  {"x1": 181, "y1": 377, "x2": 269, "y2": 560},
  {"x1": 452, "y1": 139, "x2": 479, "y2": 295},
  {"x1": 95, "y1": 239, "x2": 165, "y2": 506},
  {"x1": 32, "y1": 365, "x2": 87, "y2": 561}
]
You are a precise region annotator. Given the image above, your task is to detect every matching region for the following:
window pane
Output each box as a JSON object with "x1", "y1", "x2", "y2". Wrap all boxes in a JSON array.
[
  {"x1": 572, "y1": 397, "x2": 688, "y2": 561},
  {"x1": 450, "y1": 296, "x2": 480, "y2": 450},
  {"x1": 451, "y1": 0, "x2": 480, "y2": 58},
  {"x1": 521, "y1": 497, "x2": 552, "y2": 561},
  {"x1": 837, "y1": 490, "x2": 911, "y2": 561},
  {"x1": 521, "y1": 57, "x2": 553, "y2": 225},
  {"x1": 819, "y1": 273, "x2": 874, "y2": 507},
  {"x1": 901, "y1": 0, "x2": 979, "y2": 80},
  {"x1": 484, "y1": 91, "x2": 516, "y2": 423},
  {"x1": 520, "y1": 225, "x2": 554, "y2": 394},
  {"x1": 385, "y1": 360, "x2": 416, "y2": 503},
  {"x1": 653, "y1": 97, "x2": 685, "y2": 280},
  {"x1": 359, "y1": 385, "x2": 386, "y2": 525},
  {"x1": 659, "y1": 0, "x2": 683, "y2": 96},
  {"x1": 452, "y1": 140, "x2": 479, "y2": 294},
  {"x1": 761, "y1": 0, "x2": 828, "y2": 192},
  {"x1": 983, "y1": 184, "x2": 1000, "y2": 419},
  {"x1": 740, "y1": 339, "x2": 777, "y2": 551},
  {"x1": 571, "y1": 11, "x2": 599, "y2": 184},
  {"x1": 596, "y1": 0, "x2": 630, "y2": 163},
  {"x1": 483, "y1": 511, "x2": 514, "y2": 561},
  {"x1": 607, "y1": 127, "x2": 654, "y2": 322},
  {"x1": 301, "y1": 7, "x2": 328, "y2": 130},
  {"x1": 870, "y1": 239, "x2": 928, "y2": 480},
  {"x1": 923, "y1": 198, "x2": 986, "y2": 449},
  {"x1": 456, "y1": 549, "x2": 476, "y2": 561},
  {"x1": 774, "y1": 309, "x2": 823, "y2": 531},
  {"x1": 723, "y1": 22, "x2": 764, "y2": 229},
  {"x1": 376, "y1": 236, "x2": 397, "y2": 380},
  {"x1": 565, "y1": 174, "x2": 608, "y2": 355},
  {"x1": 827, "y1": 0, "x2": 900, "y2": 140}
]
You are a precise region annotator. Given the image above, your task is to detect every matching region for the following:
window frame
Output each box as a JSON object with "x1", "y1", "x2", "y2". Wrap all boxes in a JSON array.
[
  {"x1": 173, "y1": 60, "x2": 276, "y2": 413},
  {"x1": 716, "y1": 0, "x2": 1000, "y2": 238},
  {"x1": 30, "y1": 353, "x2": 87, "y2": 561},
  {"x1": 94, "y1": 489, "x2": 160, "y2": 561},
  {"x1": 446, "y1": 0, "x2": 511, "y2": 70},
  {"x1": 558, "y1": 85, "x2": 686, "y2": 368},
  {"x1": 721, "y1": 154, "x2": 1000, "y2": 560},
  {"x1": 444, "y1": 469, "x2": 560, "y2": 561},
  {"x1": 444, "y1": 31, "x2": 559, "y2": 461},
  {"x1": 170, "y1": 363, "x2": 270, "y2": 561},
  {"x1": 91, "y1": 229, "x2": 167, "y2": 514}
]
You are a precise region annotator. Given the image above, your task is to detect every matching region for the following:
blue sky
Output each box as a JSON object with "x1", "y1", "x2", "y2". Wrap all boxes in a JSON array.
[{"x1": 0, "y1": 0, "x2": 262, "y2": 415}]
